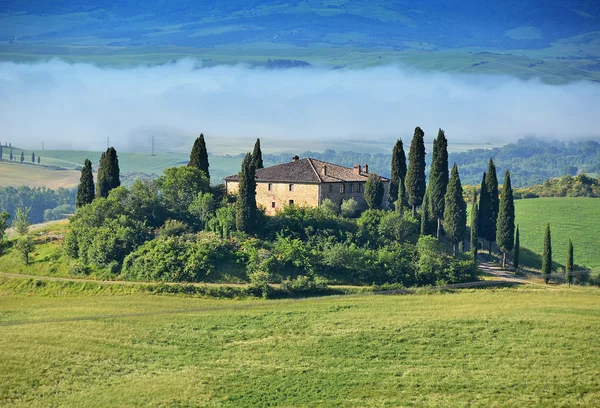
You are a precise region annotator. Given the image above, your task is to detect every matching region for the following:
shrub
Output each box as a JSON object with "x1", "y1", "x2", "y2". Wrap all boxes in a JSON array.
[
  {"x1": 14, "y1": 235, "x2": 35, "y2": 265},
  {"x1": 340, "y1": 198, "x2": 360, "y2": 218}
]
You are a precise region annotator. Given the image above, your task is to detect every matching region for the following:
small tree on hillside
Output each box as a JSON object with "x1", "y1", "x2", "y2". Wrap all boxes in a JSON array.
[
  {"x1": 566, "y1": 238, "x2": 574, "y2": 286},
  {"x1": 389, "y1": 139, "x2": 407, "y2": 204},
  {"x1": 13, "y1": 207, "x2": 31, "y2": 236},
  {"x1": 20, "y1": 151, "x2": 25, "y2": 163},
  {"x1": 0, "y1": 145, "x2": 3, "y2": 160},
  {"x1": 76, "y1": 159, "x2": 95, "y2": 208},
  {"x1": 189, "y1": 133, "x2": 210, "y2": 179},
  {"x1": 443, "y1": 163, "x2": 467, "y2": 256},
  {"x1": 10, "y1": 149, "x2": 13, "y2": 161},
  {"x1": 513, "y1": 226, "x2": 520, "y2": 271},
  {"x1": 496, "y1": 170, "x2": 515, "y2": 269},
  {"x1": 31, "y1": 152, "x2": 35, "y2": 163},
  {"x1": 236, "y1": 152, "x2": 257, "y2": 233},
  {"x1": 405, "y1": 126, "x2": 427, "y2": 216},
  {"x1": 470, "y1": 192, "x2": 479, "y2": 261},
  {"x1": 252, "y1": 138, "x2": 264, "y2": 169},
  {"x1": 37, "y1": 156, "x2": 40, "y2": 164},
  {"x1": 364, "y1": 173, "x2": 384, "y2": 209},
  {"x1": 15, "y1": 235, "x2": 35, "y2": 265},
  {"x1": 542, "y1": 223, "x2": 552, "y2": 283}
]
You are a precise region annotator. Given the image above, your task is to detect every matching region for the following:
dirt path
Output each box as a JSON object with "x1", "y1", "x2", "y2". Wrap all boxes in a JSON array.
[{"x1": 478, "y1": 262, "x2": 553, "y2": 288}]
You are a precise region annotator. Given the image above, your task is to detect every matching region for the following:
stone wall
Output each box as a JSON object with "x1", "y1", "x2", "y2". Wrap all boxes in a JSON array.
[{"x1": 226, "y1": 181, "x2": 319, "y2": 215}]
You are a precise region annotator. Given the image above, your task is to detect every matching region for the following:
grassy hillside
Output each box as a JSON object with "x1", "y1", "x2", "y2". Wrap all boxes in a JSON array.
[
  {"x1": 515, "y1": 197, "x2": 600, "y2": 270},
  {"x1": 0, "y1": 161, "x2": 80, "y2": 189},
  {"x1": 1, "y1": 284, "x2": 599, "y2": 406}
]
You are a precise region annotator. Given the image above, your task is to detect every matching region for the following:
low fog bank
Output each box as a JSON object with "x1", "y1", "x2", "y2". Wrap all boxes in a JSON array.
[{"x1": 0, "y1": 59, "x2": 599, "y2": 152}]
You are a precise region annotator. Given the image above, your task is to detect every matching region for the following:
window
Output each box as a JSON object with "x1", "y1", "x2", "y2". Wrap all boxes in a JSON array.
[
  {"x1": 348, "y1": 184, "x2": 354, "y2": 193},
  {"x1": 340, "y1": 184, "x2": 345, "y2": 194},
  {"x1": 271, "y1": 202, "x2": 276, "y2": 208},
  {"x1": 328, "y1": 184, "x2": 333, "y2": 193},
  {"x1": 268, "y1": 183, "x2": 273, "y2": 191},
  {"x1": 289, "y1": 200, "x2": 294, "y2": 206},
  {"x1": 357, "y1": 184, "x2": 362, "y2": 193},
  {"x1": 289, "y1": 184, "x2": 294, "y2": 192}
]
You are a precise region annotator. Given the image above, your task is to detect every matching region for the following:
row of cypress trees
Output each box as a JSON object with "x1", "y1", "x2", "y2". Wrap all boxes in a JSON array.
[{"x1": 0, "y1": 146, "x2": 41, "y2": 164}]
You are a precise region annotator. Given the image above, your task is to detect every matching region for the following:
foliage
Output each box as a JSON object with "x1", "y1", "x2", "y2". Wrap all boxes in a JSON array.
[
  {"x1": 429, "y1": 128, "x2": 449, "y2": 223},
  {"x1": 566, "y1": 238, "x2": 573, "y2": 284},
  {"x1": 514, "y1": 225, "x2": 520, "y2": 270},
  {"x1": 97, "y1": 147, "x2": 120, "y2": 198},
  {"x1": 13, "y1": 207, "x2": 31, "y2": 236},
  {"x1": 483, "y1": 159, "x2": 499, "y2": 248},
  {"x1": 389, "y1": 139, "x2": 406, "y2": 204},
  {"x1": 405, "y1": 126, "x2": 427, "y2": 214},
  {"x1": 420, "y1": 191, "x2": 433, "y2": 236},
  {"x1": 188, "y1": 192, "x2": 218, "y2": 230},
  {"x1": 14, "y1": 235, "x2": 35, "y2": 265},
  {"x1": 542, "y1": 223, "x2": 552, "y2": 283},
  {"x1": 189, "y1": 133, "x2": 210, "y2": 179},
  {"x1": 496, "y1": 170, "x2": 515, "y2": 267},
  {"x1": 157, "y1": 166, "x2": 210, "y2": 223},
  {"x1": 340, "y1": 198, "x2": 359, "y2": 218},
  {"x1": 442, "y1": 164, "x2": 467, "y2": 253},
  {"x1": 319, "y1": 198, "x2": 338, "y2": 216},
  {"x1": 378, "y1": 211, "x2": 420, "y2": 245},
  {"x1": 477, "y1": 172, "x2": 489, "y2": 244},
  {"x1": 158, "y1": 219, "x2": 191, "y2": 237},
  {"x1": 0, "y1": 211, "x2": 10, "y2": 240},
  {"x1": 76, "y1": 159, "x2": 95, "y2": 207},
  {"x1": 364, "y1": 173, "x2": 384, "y2": 209},
  {"x1": 0, "y1": 186, "x2": 75, "y2": 225},
  {"x1": 43, "y1": 204, "x2": 75, "y2": 222},
  {"x1": 252, "y1": 138, "x2": 264, "y2": 169},
  {"x1": 470, "y1": 193, "x2": 479, "y2": 260},
  {"x1": 415, "y1": 236, "x2": 478, "y2": 285},
  {"x1": 236, "y1": 153, "x2": 257, "y2": 234},
  {"x1": 515, "y1": 174, "x2": 600, "y2": 198}
]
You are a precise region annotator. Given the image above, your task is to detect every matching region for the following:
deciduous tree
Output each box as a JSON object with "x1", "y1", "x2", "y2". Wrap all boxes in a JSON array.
[{"x1": 364, "y1": 173, "x2": 384, "y2": 209}]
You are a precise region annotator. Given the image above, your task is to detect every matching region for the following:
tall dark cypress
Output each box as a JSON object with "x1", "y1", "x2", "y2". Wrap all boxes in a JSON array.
[
  {"x1": 542, "y1": 223, "x2": 552, "y2": 283},
  {"x1": 31, "y1": 152, "x2": 35, "y2": 163},
  {"x1": 20, "y1": 151, "x2": 24, "y2": 163},
  {"x1": 420, "y1": 191, "x2": 432, "y2": 236},
  {"x1": 389, "y1": 139, "x2": 407, "y2": 204},
  {"x1": 405, "y1": 126, "x2": 426, "y2": 216},
  {"x1": 496, "y1": 170, "x2": 515, "y2": 269},
  {"x1": 513, "y1": 226, "x2": 520, "y2": 271},
  {"x1": 443, "y1": 163, "x2": 467, "y2": 256},
  {"x1": 395, "y1": 178, "x2": 408, "y2": 214},
  {"x1": 10, "y1": 149, "x2": 13, "y2": 161},
  {"x1": 252, "y1": 138, "x2": 264, "y2": 169},
  {"x1": 429, "y1": 129, "x2": 449, "y2": 238},
  {"x1": 0, "y1": 145, "x2": 3, "y2": 160},
  {"x1": 189, "y1": 133, "x2": 210, "y2": 179},
  {"x1": 470, "y1": 192, "x2": 479, "y2": 261},
  {"x1": 566, "y1": 238, "x2": 574, "y2": 286},
  {"x1": 97, "y1": 147, "x2": 120, "y2": 198},
  {"x1": 364, "y1": 173, "x2": 384, "y2": 209},
  {"x1": 76, "y1": 159, "x2": 95, "y2": 208},
  {"x1": 484, "y1": 158, "x2": 499, "y2": 254},
  {"x1": 236, "y1": 153, "x2": 257, "y2": 234},
  {"x1": 477, "y1": 172, "x2": 489, "y2": 249}
]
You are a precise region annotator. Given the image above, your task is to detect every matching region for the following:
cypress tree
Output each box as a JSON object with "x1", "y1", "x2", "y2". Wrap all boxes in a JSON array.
[
  {"x1": 76, "y1": 159, "x2": 95, "y2": 208},
  {"x1": 37, "y1": 156, "x2": 40, "y2": 164},
  {"x1": 389, "y1": 139, "x2": 407, "y2": 204},
  {"x1": 420, "y1": 191, "x2": 432, "y2": 236},
  {"x1": 364, "y1": 173, "x2": 384, "y2": 209},
  {"x1": 189, "y1": 133, "x2": 210, "y2": 179},
  {"x1": 484, "y1": 158, "x2": 499, "y2": 255},
  {"x1": 10, "y1": 149, "x2": 13, "y2": 161},
  {"x1": 20, "y1": 151, "x2": 24, "y2": 163},
  {"x1": 429, "y1": 129, "x2": 449, "y2": 239},
  {"x1": 566, "y1": 238, "x2": 574, "y2": 286},
  {"x1": 470, "y1": 192, "x2": 479, "y2": 261},
  {"x1": 0, "y1": 145, "x2": 3, "y2": 160},
  {"x1": 31, "y1": 152, "x2": 35, "y2": 163},
  {"x1": 478, "y1": 172, "x2": 489, "y2": 253},
  {"x1": 513, "y1": 226, "x2": 520, "y2": 271},
  {"x1": 542, "y1": 223, "x2": 552, "y2": 283},
  {"x1": 443, "y1": 163, "x2": 467, "y2": 256},
  {"x1": 252, "y1": 138, "x2": 264, "y2": 169},
  {"x1": 236, "y1": 153, "x2": 257, "y2": 233},
  {"x1": 496, "y1": 170, "x2": 515, "y2": 269},
  {"x1": 395, "y1": 179, "x2": 408, "y2": 214},
  {"x1": 97, "y1": 147, "x2": 120, "y2": 198},
  {"x1": 405, "y1": 126, "x2": 426, "y2": 217}
]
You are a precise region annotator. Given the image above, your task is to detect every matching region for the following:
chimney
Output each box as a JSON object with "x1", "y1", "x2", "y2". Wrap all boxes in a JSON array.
[
  {"x1": 363, "y1": 164, "x2": 368, "y2": 174},
  {"x1": 353, "y1": 164, "x2": 360, "y2": 175},
  {"x1": 292, "y1": 155, "x2": 299, "y2": 162},
  {"x1": 322, "y1": 165, "x2": 327, "y2": 176}
]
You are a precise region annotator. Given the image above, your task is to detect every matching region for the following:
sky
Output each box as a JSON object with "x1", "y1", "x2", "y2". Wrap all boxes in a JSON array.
[{"x1": 1, "y1": 59, "x2": 599, "y2": 152}]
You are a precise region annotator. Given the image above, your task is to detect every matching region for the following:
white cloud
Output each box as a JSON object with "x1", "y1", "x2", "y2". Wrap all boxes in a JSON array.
[{"x1": 0, "y1": 59, "x2": 599, "y2": 152}]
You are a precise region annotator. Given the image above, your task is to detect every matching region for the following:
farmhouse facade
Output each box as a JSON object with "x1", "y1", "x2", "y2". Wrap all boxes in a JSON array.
[{"x1": 224, "y1": 156, "x2": 389, "y2": 215}]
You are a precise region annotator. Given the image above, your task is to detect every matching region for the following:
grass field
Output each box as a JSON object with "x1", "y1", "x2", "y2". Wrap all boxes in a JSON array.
[
  {"x1": 0, "y1": 161, "x2": 80, "y2": 189},
  {"x1": 514, "y1": 197, "x2": 600, "y2": 271},
  {"x1": 1, "y1": 284, "x2": 599, "y2": 406}
]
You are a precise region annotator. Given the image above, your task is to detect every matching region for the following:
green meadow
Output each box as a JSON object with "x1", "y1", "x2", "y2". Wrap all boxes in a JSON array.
[
  {"x1": 1, "y1": 284, "x2": 599, "y2": 407},
  {"x1": 514, "y1": 197, "x2": 600, "y2": 271}
]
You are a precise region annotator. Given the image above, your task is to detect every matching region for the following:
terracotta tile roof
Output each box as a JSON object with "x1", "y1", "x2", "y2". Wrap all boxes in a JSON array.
[{"x1": 224, "y1": 158, "x2": 389, "y2": 184}]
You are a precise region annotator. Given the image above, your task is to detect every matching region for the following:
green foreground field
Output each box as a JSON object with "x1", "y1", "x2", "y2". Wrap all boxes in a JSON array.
[{"x1": 1, "y1": 285, "x2": 599, "y2": 407}]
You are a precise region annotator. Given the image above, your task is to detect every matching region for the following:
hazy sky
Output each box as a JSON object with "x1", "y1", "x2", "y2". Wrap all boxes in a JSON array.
[{"x1": 1, "y1": 59, "x2": 599, "y2": 151}]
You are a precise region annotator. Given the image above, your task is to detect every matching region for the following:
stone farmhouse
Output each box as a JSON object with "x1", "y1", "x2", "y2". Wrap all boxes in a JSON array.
[{"x1": 224, "y1": 156, "x2": 390, "y2": 215}]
